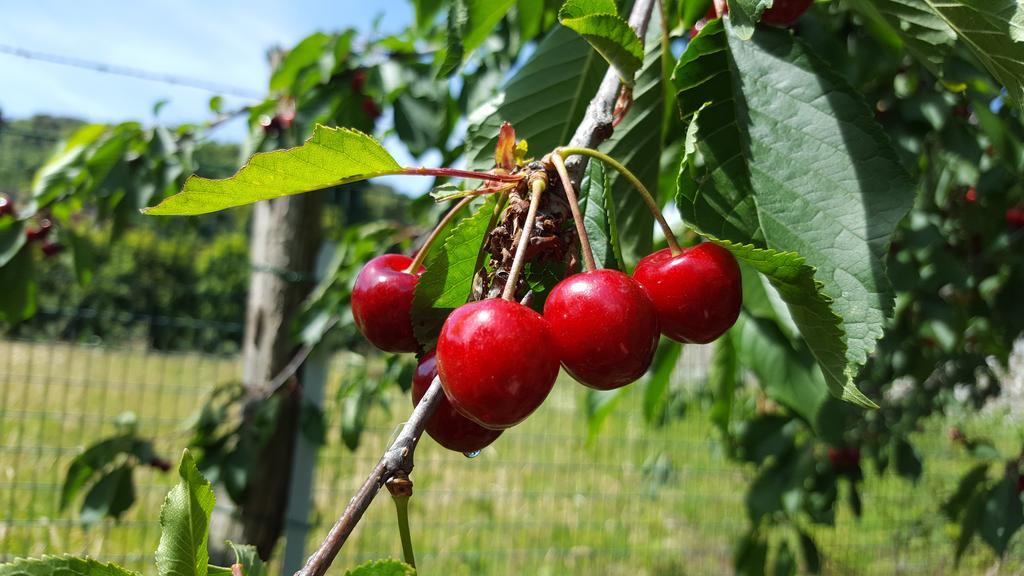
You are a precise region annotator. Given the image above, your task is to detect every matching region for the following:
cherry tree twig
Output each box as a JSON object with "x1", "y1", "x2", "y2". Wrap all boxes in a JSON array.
[{"x1": 295, "y1": 1, "x2": 657, "y2": 573}]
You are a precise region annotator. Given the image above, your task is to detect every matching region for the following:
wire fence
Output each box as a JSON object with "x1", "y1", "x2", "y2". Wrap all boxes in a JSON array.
[{"x1": 0, "y1": 310, "x2": 1020, "y2": 574}]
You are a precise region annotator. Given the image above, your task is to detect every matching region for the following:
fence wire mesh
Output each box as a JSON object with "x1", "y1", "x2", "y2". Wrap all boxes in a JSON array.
[{"x1": 0, "y1": 310, "x2": 1020, "y2": 574}]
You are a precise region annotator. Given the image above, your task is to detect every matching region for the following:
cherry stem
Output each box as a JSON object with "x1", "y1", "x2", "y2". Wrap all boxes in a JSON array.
[
  {"x1": 387, "y1": 474, "x2": 416, "y2": 568},
  {"x1": 551, "y1": 153, "x2": 597, "y2": 272},
  {"x1": 405, "y1": 195, "x2": 475, "y2": 273},
  {"x1": 400, "y1": 167, "x2": 524, "y2": 183},
  {"x1": 556, "y1": 146, "x2": 681, "y2": 254},
  {"x1": 501, "y1": 177, "x2": 546, "y2": 301}
]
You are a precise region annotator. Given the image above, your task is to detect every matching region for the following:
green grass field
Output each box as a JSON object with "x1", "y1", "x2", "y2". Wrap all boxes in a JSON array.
[{"x1": 1, "y1": 339, "x2": 1021, "y2": 574}]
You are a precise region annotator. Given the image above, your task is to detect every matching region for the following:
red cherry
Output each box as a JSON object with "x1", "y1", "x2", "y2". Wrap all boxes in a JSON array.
[
  {"x1": 436, "y1": 299, "x2": 560, "y2": 429},
  {"x1": 1006, "y1": 207, "x2": 1024, "y2": 229},
  {"x1": 760, "y1": 0, "x2": 813, "y2": 26},
  {"x1": 0, "y1": 194, "x2": 13, "y2": 218},
  {"x1": 690, "y1": 6, "x2": 720, "y2": 39},
  {"x1": 351, "y1": 69, "x2": 366, "y2": 93},
  {"x1": 827, "y1": 447, "x2": 842, "y2": 466},
  {"x1": 26, "y1": 218, "x2": 53, "y2": 243},
  {"x1": 633, "y1": 243, "x2": 741, "y2": 344},
  {"x1": 844, "y1": 447, "x2": 861, "y2": 466},
  {"x1": 361, "y1": 98, "x2": 381, "y2": 120},
  {"x1": 965, "y1": 187, "x2": 977, "y2": 203},
  {"x1": 41, "y1": 242, "x2": 64, "y2": 258},
  {"x1": 1017, "y1": 475, "x2": 1024, "y2": 495},
  {"x1": 544, "y1": 269, "x2": 660, "y2": 390},
  {"x1": 351, "y1": 254, "x2": 423, "y2": 353},
  {"x1": 412, "y1": 351, "x2": 502, "y2": 453}
]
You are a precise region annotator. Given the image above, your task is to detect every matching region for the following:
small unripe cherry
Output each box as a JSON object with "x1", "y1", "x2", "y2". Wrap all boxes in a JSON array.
[
  {"x1": 545, "y1": 269, "x2": 659, "y2": 390},
  {"x1": 351, "y1": 254, "x2": 423, "y2": 353},
  {"x1": 436, "y1": 299, "x2": 560, "y2": 430},
  {"x1": 412, "y1": 351, "x2": 502, "y2": 453},
  {"x1": 633, "y1": 243, "x2": 741, "y2": 344}
]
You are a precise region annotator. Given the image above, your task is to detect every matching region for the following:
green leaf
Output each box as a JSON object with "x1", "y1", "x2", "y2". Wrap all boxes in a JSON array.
[
  {"x1": 773, "y1": 540, "x2": 796, "y2": 576},
  {"x1": 642, "y1": 339, "x2": 682, "y2": 425},
  {"x1": 0, "y1": 556, "x2": 141, "y2": 576},
  {"x1": 734, "y1": 531, "x2": 768, "y2": 576},
  {"x1": 943, "y1": 463, "x2": 991, "y2": 520},
  {"x1": 577, "y1": 158, "x2": 621, "y2": 269},
  {"x1": 797, "y1": 529, "x2": 821, "y2": 574},
  {"x1": 0, "y1": 238, "x2": 35, "y2": 324},
  {"x1": 558, "y1": 0, "x2": 644, "y2": 85},
  {"x1": 846, "y1": 0, "x2": 957, "y2": 79},
  {"x1": 922, "y1": 0, "x2": 1024, "y2": 108},
  {"x1": 956, "y1": 488, "x2": 988, "y2": 562},
  {"x1": 979, "y1": 472, "x2": 1024, "y2": 556},
  {"x1": 464, "y1": 25, "x2": 607, "y2": 170},
  {"x1": 439, "y1": 0, "x2": 516, "y2": 76},
  {"x1": 598, "y1": 27, "x2": 664, "y2": 266},
  {"x1": 0, "y1": 221, "x2": 26, "y2": 268},
  {"x1": 893, "y1": 438, "x2": 923, "y2": 482},
  {"x1": 61, "y1": 435, "x2": 136, "y2": 511},
  {"x1": 728, "y1": 0, "x2": 773, "y2": 39},
  {"x1": 674, "y1": 19, "x2": 915, "y2": 406},
  {"x1": 583, "y1": 387, "x2": 629, "y2": 446},
  {"x1": 225, "y1": 542, "x2": 267, "y2": 576},
  {"x1": 80, "y1": 464, "x2": 135, "y2": 524},
  {"x1": 270, "y1": 33, "x2": 331, "y2": 94},
  {"x1": 144, "y1": 127, "x2": 401, "y2": 215},
  {"x1": 66, "y1": 229, "x2": 96, "y2": 286},
  {"x1": 708, "y1": 331, "x2": 739, "y2": 437},
  {"x1": 415, "y1": 0, "x2": 445, "y2": 30},
  {"x1": 411, "y1": 196, "x2": 498, "y2": 347},
  {"x1": 156, "y1": 450, "x2": 215, "y2": 576},
  {"x1": 343, "y1": 560, "x2": 416, "y2": 576}
]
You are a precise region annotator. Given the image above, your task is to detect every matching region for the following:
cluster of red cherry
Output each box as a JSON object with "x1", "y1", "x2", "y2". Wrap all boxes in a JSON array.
[
  {"x1": 351, "y1": 237, "x2": 741, "y2": 454},
  {"x1": 0, "y1": 195, "x2": 63, "y2": 258}
]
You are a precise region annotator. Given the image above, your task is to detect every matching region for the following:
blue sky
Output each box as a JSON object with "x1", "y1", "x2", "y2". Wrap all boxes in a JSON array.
[{"x1": 0, "y1": 0, "x2": 437, "y2": 193}]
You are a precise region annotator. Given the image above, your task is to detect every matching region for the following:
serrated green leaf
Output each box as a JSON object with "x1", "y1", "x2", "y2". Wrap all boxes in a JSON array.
[
  {"x1": 598, "y1": 27, "x2": 664, "y2": 266},
  {"x1": 144, "y1": 127, "x2": 401, "y2": 215},
  {"x1": 578, "y1": 158, "x2": 620, "y2": 269},
  {"x1": 343, "y1": 559, "x2": 416, "y2": 576},
  {"x1": 156, "y1": 450, "x2": 215, "y2": 576},
  {"x1": 922, "y1": 0, "x2": 1024, "y2": 108},
  {"x1": 558, "y1": 0, "x2": 644, "y2": 85},
  {"x1": 411, "y1": 196, "x2": 498, "y2": 347},
  {"x1": 0, "y1": 556, "x2": 141, "y2": 576},
  {"x1": 464, "y1": 26, "x2": 607, "y2": 170},
  {"x1": 674, "y1": 19, "x2": 915, "y2": 406},
  {"x1": 728, "y1": 0, "x2": 774, "y2": 39}
]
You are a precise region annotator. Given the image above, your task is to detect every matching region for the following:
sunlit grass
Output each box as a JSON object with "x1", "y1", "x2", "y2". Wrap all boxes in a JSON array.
[{"x1": 0, "y1": 339, "x2": 1020, "y2": 575}]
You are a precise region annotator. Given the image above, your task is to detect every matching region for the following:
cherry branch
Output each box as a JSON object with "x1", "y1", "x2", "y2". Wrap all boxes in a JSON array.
[
  {"x1": 296, "y1": 1, "x2": 656, "y2": 572},
  {"x1": 295, "y1": 376, "x2": 444, "y2": 576}
]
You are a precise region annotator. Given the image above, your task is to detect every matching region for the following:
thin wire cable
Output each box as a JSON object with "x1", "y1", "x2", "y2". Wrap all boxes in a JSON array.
[{"x1": 0, "y1": 43, "x2": 264, "y2": 99}]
